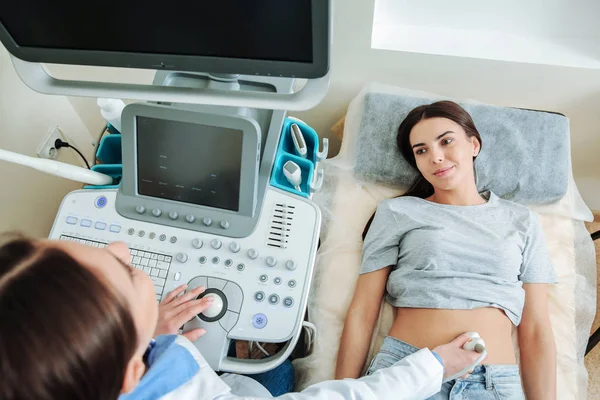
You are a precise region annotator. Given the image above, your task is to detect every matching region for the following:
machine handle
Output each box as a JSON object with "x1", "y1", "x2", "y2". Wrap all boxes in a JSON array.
[{"x1": 11, "y1": 56, "x2": 330, "y2": 111}]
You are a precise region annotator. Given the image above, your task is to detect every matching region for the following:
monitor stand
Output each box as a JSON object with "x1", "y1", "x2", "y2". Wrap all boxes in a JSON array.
[{"x1": 148, "y1": 71, "x2": 294, "y2": 232}]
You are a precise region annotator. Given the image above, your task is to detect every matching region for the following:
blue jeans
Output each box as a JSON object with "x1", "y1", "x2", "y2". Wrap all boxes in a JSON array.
[{"x1": 366, "y1": 336, "x2": 525, "y2": 399}]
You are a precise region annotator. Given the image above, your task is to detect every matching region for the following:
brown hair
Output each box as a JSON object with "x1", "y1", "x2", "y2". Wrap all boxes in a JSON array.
[
  {"x1": 0, "y1": 238, "x2": 138, "y2": 400},
  {"x1": 363, "y1": 101, "x2": 482, "y2": 239}
]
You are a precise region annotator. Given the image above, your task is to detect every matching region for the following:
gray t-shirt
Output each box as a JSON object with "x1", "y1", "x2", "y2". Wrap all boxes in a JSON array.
[{"x1": 360, "y1": 191, "x2": 556, "y2": 325}]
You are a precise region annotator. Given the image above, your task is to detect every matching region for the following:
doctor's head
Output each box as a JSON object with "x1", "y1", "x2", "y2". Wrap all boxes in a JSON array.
[
  {"x1": 0, "y1": 237, "x2": 158, "y2": 400},
  {"x1": 397, "y1": 101, "x2": 482, "y2": 198}
]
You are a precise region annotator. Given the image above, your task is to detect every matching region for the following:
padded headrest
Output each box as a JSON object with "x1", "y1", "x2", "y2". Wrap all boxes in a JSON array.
[{"x1": 354, "y1": 93, "x2": 570, "y2": 204}]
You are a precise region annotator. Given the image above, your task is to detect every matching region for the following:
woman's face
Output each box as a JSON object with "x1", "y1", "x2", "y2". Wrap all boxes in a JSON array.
[
  {"x1": 409, "y1": 117, "x2": 480, "y2": 192},
  {"x1": 48, "y1": 240, "x2": 158, "y2": 357}
]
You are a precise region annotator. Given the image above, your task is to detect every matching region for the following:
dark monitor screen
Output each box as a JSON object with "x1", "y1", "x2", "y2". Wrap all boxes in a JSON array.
[
  {"x1": 0, "y1": 1, "x2": 329, "y2": 78},
  {"x1": 136, "y1": 116, "x2": 243, "y2": 212}
]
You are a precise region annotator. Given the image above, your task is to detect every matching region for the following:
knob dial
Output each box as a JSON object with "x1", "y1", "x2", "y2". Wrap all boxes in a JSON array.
[
  {"x1": 266, "y1": 256, "x2": 277, "y2": 267},
  {"x1": 285, "y1": 260, "x2": 297, "y2": 271},
  {"x1": 229, "y1": 242, "x2": 241, "y2": 253},
  {"x1": 175, "y1": 253, "x2": 188, "y2": 263},
  {"x1": 192, "y1": 238, "x2": 203, "y2": 249},
  {"x1": 203, "y1": 217, "x2": 213, "y2": 226},
  {"x1": 168, "y1": 211, "x2": 178, "y2": 220},
  {"x1": 211, "y1": 239, "x2": 222, "y2": 250},
  {"x1": 185, "y1": 214, "x2": 196, "y2": 223},
  {"x1": 247, "y1": 249, "x2": 259, "y2": 260},
  {"x1": 152, "y1": 208, "x2": 162, "y2": 217},
  {"x1": 220, "y1": 220, "x2": 230, "y2": 229},
  {"x1": 135, "y1": 205, "x2": 146, "y2": 214}
]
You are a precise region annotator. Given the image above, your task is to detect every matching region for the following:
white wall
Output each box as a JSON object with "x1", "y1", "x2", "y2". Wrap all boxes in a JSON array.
[
  {"x1": 289, "y1": 0, "x2": 600, "y2": 210},
  {"x1": 0, "y1": 45, "x2": 95, "y2": 237}
]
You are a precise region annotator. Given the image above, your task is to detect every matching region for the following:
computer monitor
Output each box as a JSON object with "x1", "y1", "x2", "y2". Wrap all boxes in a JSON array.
[
  {"x1": 117, "y1": 103, "x2": 261, "y2": 235},
  {"x1": 0, "y1": 1, "x2": 329, "y2": 78}
]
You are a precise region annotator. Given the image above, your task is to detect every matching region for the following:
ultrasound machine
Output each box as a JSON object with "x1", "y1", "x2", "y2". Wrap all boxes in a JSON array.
[{"x1": 0, "y1": 1, "x2": 331, "y2": 374}]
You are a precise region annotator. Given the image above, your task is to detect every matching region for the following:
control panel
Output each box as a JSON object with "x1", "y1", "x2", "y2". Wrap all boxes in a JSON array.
[{"x1": 49, "y1": 187, "x2": 321, "y2": 372}]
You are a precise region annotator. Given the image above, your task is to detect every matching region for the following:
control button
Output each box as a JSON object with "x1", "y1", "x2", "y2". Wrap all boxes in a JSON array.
[
  {"x1": 187, "y1": 276, "x2": 208, "y2": 292},
  {"x1": 219, "y1": 310, "x2": 240, "y2": 332},
  {"x1": 252, "y1": 313, "x2": 268, "y2": 329},
  {"x1": 200, "y1": 293, "x2": 224, "y2": 319},
  {"x1": 212, "y1": 257, "x2": 220, "y2": 265},
  {"x1": 95, "y1": 222, "x2": 106, "y2": 230},
  {"x1": 210, "y1": 239, "x2": 222, "y2": 250},
  {"x1": 80, "y1": 219, "x2": 92, "y2": 228},
  {"x1": 237, "y1": 263, "x2": 245, "y2": 271},
  {"x1": 95, "y1": 196, "x2": 107, "y2": 208},
  {"x1": 254, "y1": 292, "x2": 265, "y2": 302},
  {"x1": 266, "y1": 256, "x2": 277, "y2": 267},
  {"x1": 207, "y1": 277, "x2": 227, "y2": 291},
  {"x1": 192, "y1": 238, "x2": 203, "y2": 249},
  {"x1": 185, "y1": 214, "x2": 195, "y2": 223},
  {"x1": 229, "y1": 242, "x2": 241, "y2": 253},
  {"x1": 220, "y1": 220, "x2": 230, "y2": 229},
  {"x1": 283, "y1": 297, "x2": 294, "y2": 308},
  {"x1": 203, "y1": 217, "x2": 213, "y2": 226},
  {"x1": 109, "y1": 224, "x2": 121, "y2": 233},
  {"x1": 159, "y1": 234, "x2": 166, "y2": 241},
  {"x1": 138, "y1": 230, "x2": 145, "y2": 237},
  {"x1": 149, "y1": 232, "x2": 156, "y2": 239},
  {"x1": 247, "y1": 249, "x2": 258, "y2": 260},
  {"x1": 274, "y1": 277, "x2": 282, "y2": 285},
  {"x1": 168, "y1": 211, "x2": 178, "y2": 220},
  {"x1": 285, "y1": 260, "x2": 297, "y2": 271},
  {"x1": 288, "y1": 280, "x2": 297, "y2": 288},
  {"x1": 224, "y1": 259, "x2": 233, "y2": 267},
  {"x1": 222, "y1": 282, "x2": 243, "y2": 312},
  {"x1": 128, "y1": 228, "x2": 135, "y2": 235},
  {"x1": 259, "y1": 274, "x2": 268, "y2": 283},
  {"x1": 174, "y1": 272, "x2": 182, "y2": 281},
  {"x1": 170, "y1": 236, "x2": 177, "y2": 244},
  {"x1": 268, "y1": 294, "x2": 280, "y2": 305},
  {"x1": 175, "y1": 253, "x2": 188, "y2": 263},
  {"x1": 135, "y1": 205, "x2": 146, "y2": 214},
  {"x1": 152, "y1": 208, "x2": 162, "y2": 217},
  {"x1": 199, "y1": 256, "x2": 207, "y2": 264},
  {"x1": 66, "y1": 216, "x2": 78, "y2": 225}
]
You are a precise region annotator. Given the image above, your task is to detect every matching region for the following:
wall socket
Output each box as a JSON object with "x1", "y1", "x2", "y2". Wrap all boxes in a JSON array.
[{"x1": 36, "y1": 126, "x2": 66, "y2": 159}]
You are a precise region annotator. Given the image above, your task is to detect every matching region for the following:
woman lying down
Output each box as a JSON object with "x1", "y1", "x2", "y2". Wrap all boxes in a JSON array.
[{"x1": 335, "y1": 101, "x2": 557, "y2": 400}]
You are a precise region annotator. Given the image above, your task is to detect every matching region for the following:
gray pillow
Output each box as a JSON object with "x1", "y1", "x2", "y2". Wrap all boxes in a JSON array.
[{"x1": 354, "y1": 93, "x2": 570, "y2": 204}]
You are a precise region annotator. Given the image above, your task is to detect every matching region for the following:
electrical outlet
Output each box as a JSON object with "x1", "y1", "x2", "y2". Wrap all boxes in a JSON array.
[{"x1": 36, "y1": 126, "x2": 65, "y2": 159}]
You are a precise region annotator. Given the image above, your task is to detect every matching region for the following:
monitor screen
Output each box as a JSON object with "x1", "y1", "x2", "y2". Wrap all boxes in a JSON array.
[
  {"x1": 0, "y1": 1, "x2": 329, "y2": 78},
  {"x1": 136, "y1": 116, "x2": 243, "y2": 212}
]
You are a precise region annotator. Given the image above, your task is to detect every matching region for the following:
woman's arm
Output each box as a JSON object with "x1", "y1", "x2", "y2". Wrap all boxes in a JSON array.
[
  {"x1": 518, "y1": 283, "x2": 556, "y2": 400},
  {"x1": 335, "y1": 266, "x2": 392, "y2": 379}
]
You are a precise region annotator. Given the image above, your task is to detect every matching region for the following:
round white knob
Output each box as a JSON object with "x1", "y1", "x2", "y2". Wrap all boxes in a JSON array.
[
  {"x1": 192, "y1": 238, "x2": 203, "y2": 249},
  {"x1": 229, "y1": 242, "x2": 240, "y2": 253},
  {"x1": 175, "y1": 252, "x2": 188, "y2": 263},
  {"x1": 201, "y1": 294, "x2": 224, "y2": 318},
  {"x1": 203, "y1": 217, "x2": 213, "y2": 226},
  {"x1": 185, "y1": 214, "x2": 196, "y2": 223},
  {"x1": 266, "y1": 256, "x2": 277, "y2": 267},
  {"x1": 247, "y1": 249, "x2": 258, "y2": 259},
  {"x1": 211, "y1": 239, "x2": 222, "y2": 250},
  {"x1": 220, "y1": 220, "x2": 230, "y2": 229},
  {"x1": 135, "y1": 205, "x2": 146, "y2": 214},
  {"x1": 285, "y1": 260, "x2": 297, "y2": 271},
  {"x1": 152, "y1": 208, "x2": 162, "y2": 217},
  {"x1": 168, "y1": 211, "x2": 178, "y2": 220}
]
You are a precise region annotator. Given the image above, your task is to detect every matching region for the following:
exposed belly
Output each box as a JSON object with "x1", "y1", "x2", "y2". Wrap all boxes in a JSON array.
[{"x1": 388, "y1": 307, "x2": 516, "y2": 364}]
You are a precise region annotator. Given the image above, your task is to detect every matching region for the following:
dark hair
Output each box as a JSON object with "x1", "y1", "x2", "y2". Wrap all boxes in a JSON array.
[
  {"x1": 0, "y1": 237, "x2": 138, "y2": 400},
  {"x1": 363, "y1": 101, "x2": 482, "y2": 239}
]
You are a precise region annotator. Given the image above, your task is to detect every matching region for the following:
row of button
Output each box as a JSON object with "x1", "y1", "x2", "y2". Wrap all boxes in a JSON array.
[
  {"x1": 254, "y1": 292, "x2": 294, "y2": 307},
  {"x1": 66, "y1": 216, "x2": 121, "y2": 233},
  {"x1": 259, "y1": 274, "x2": 296, "y2": 288},
  {"x1": 127, "y1": 228, "x2": 178, "y2": 244},
  {"x1": 135, "y1": 206, "x2": 231, "y2": 230},
  {"x1": 60, "y1": 235, "x2": 107, "y2": 248},
  {"x1": 128, "y1": 247, "x2": 172, "y2": 301}
]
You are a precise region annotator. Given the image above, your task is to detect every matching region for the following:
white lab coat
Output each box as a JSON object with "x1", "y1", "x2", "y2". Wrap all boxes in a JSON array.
[{"x1": 158, "y1": 336, "x2": 443, "y2": 400}]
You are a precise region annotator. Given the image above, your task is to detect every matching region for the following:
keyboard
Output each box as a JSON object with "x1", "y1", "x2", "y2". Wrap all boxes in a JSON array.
[{"x1": 59, "y1": 235, "x2": 172, "y2": 300}]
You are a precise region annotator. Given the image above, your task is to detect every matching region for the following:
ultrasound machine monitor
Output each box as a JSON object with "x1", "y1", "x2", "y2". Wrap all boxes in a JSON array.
[{"x1": 117, "y1": 103, "x2": 261, "y2": 238}]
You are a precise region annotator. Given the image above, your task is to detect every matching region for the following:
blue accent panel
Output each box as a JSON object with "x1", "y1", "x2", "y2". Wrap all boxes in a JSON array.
[{"x1": 96, "y1": 134, "x2": 122, "y2": 164}]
